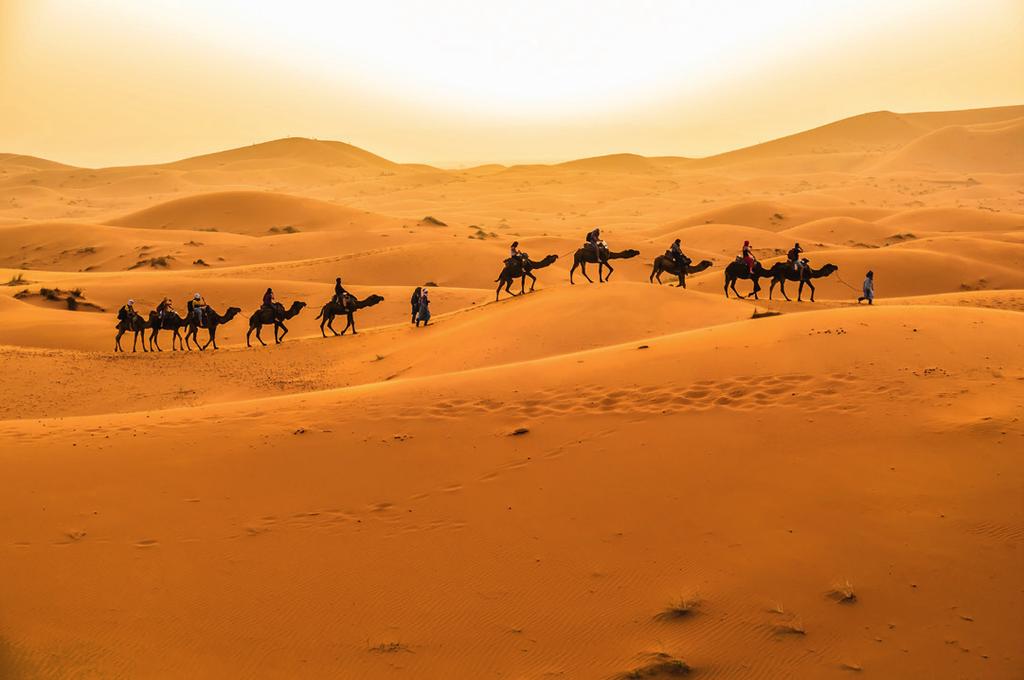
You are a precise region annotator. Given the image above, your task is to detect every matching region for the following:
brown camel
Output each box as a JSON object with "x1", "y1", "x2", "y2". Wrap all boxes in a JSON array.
[
  {"x1": 316, "y1": 294, "x2": 384, "y2": 337},
  {"x1": 649, "y1": 257, "x2": 714, "y2": 288},
  {"x1": 768, "y1": 262, "x2": 839, "y2": 302},
  {"x1": 723, "y1": 259, "x2": 775, "y2": 299},
  {"x1": 569, "y1": 246, "x2": 640, "y2": 284},
  {"x1": 495, "y1": 254, "x2": 559, "y2": 300},
  {"x1": 183, "y1": 306, "x2": 241, "y2": 351},
  {"x1": 246, "y1": 300, "x2": 306, "y2": 347},
  {"x1": 114, "y1": 312, "x2": 150, "y2": 353},
  {"x1": 147, "y1": 310, "x2": 187, "y2": 352}
]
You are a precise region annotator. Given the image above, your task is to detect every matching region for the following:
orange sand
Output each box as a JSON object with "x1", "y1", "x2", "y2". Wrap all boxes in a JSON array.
[{"x1": 1, "y1": 105, "x2": 1022, "y2": 679}]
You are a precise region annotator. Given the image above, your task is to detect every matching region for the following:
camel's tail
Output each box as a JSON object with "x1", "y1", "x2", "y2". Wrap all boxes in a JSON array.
[{"x1": 315, "y1": 307, "x2": 324, "y2": 320}]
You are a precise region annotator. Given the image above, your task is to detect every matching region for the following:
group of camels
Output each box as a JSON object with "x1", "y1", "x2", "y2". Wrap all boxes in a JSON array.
[
  {"x1": 114, "y1": 244, "x2": 839, "y2": 352},
  {"x1": 114, "y1": 294, "x2": 385, "y2": 352},
  {"x1": 495, "y1": 244, "x2": 838, "y2": 301}
]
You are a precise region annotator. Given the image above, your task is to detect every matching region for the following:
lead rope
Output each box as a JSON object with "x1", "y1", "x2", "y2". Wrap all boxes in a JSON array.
[{"x1": 834, "y1": 272, "x2": 861, "y2": 294}]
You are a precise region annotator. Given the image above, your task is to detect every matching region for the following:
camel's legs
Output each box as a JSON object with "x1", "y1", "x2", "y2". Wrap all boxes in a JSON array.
[
  {"x1": 578, "y1": 262, "x2": 593, "y2": 283},
  {"x1": 115, "y1": 330, "x2": 124, "y2": 352},
  {"x1": 602, "y1": 261, "x2": 614, "y2": 282},
  {"x1": 326, "y1": 315, "x2": 339, "y2": 336},
  {"x1": 677, "y1": 273, "x2": 686, "y2": 288},
  {"x1": 746, "y1": 278, "x2": 762, "y2": 300},
  {"x1": 777, "y1": 279, "x2": 791, "y2": 302},
  {"x1": 803, "y1": 279, "x2": 815, "y2": 302},
  {"x1": 277, "y1": 322, "x2": 288, "y2": 342}
]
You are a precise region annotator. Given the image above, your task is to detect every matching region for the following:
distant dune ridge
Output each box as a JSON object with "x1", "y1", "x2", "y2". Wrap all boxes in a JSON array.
[{"x1": 0, "y1": 104, "x2": 1022, "y2": 679}]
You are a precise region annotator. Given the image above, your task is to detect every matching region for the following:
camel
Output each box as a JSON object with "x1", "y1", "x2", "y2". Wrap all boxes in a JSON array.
[
  {"x1": 114, "y1": 312, "x2": 150, "y2": 353},
  {"x1": 147, "y1": 310, "x2": 187, "y2": 352},
  {"x1": 768, "y1": 262, "x2": 839, "y2": 302},
  {"x1": 723, "y1": 259, "x2": 775, "y2": 299},
  {"x1": 316, "y1": 294, "x2": 384, "y2": 337},
  {"x1": 649, "y1": 256, "x2": 714, "y2": 288},
  {"x1": 183, "y1": 306, "x2": 241, "y2": 351},
  {"x1": 495, "y1": 254, "x2": 559, "y2": 300},
  {"x1": 246, "y1": 300, "x2": 306, "y2": 347},
  {"x1": 569, "y1": 246, "x2": 640, "y2": 284}
]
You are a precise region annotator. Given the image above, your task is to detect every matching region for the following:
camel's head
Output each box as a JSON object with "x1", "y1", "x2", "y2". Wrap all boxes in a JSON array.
[
  {"x1": 540, "y1": 254, "x2": 559, "y2": 265},
  {"x1": 225, "y1": 306, "x2": 242, "y2": 319},
  {"x1": 292, "y1": 301, "x2": 307, "y2": 311},
  {"x1": 621, "y1": 249, "x2": 641, "y2": 259},
  {"x1": 697, "y1": 259, "x2": 713, "y2": 268},
  {"x1": 364, "y1": 294, "x2": 385, "y2": 307},
  {"x1": 821, "y1": 263, "x2": 839, "y2": 275}
]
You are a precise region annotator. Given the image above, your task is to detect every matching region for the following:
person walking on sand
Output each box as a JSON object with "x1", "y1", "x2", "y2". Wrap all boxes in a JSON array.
[
  {"x1": 857, "y1": 270, "x2": 875, "y2": 305},
  {"x1": 410, "y1": 287, "x2": 422, "y2": 323},
  {"x1": 416, "y1": 288, "x2": 431, "y2": 327}
]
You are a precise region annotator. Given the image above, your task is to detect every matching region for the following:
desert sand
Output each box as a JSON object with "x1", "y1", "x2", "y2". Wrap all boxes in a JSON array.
[{"x1": 1, "y1": 105, "x2": 1022, "y2": 679}]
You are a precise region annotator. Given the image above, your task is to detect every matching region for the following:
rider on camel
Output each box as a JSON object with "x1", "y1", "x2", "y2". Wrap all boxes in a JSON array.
[
  {"x1": 586, "y1": 228, "x2": 603, "y2": 263},
  {"x1": 741, "y1": 240, "x2": 755, "y2": 275},
  {"x1": 156, "y1": 297, "x2": 173, "y2": 324},
  {"x1": 262, "y1": 287, "x2": 281, "y2": 319},
  {"x1": 333, "y1": 277, "x2": 349, "y2": 305},
  {"x1": 669, "y1": 238, "x2": 690, "y2": 268},
  {"x1": 787, "y1": 242, "x2": 805, "y2": 273},
  {"x1": 508, "y1": 241, "x2": 526, "y2": 267},
  {"x1": 117, "y1": 299, "x2": 136, "y2": 327},
  {"x1": 188, "y1": 293, "x2": 206, "y2": 327}
]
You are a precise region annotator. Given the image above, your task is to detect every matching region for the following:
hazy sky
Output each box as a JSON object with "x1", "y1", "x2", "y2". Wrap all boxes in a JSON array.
[{"x1": 1, "y1": 0, "x2": 1021, "y2": 167}]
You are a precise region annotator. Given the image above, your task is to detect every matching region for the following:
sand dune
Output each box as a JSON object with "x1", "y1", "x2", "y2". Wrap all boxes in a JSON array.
[
  {"x1": 874, "y1": 118, "x2": 1024, "y2": 173},
  {"x1": 1, "y1": 105, "x2": 1022, "y2": 679},
  {"x1": 108, "y1": 190, "x2": 402, "y2": 235}
]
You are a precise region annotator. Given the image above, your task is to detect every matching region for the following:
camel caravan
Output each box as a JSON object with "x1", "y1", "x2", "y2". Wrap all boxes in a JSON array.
[{"x1": 114, "y1": 232, "x2": 843, "y2": 352}]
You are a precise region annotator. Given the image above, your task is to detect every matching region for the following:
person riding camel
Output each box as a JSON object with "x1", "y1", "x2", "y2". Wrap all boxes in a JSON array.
[
  {"x1": 508, "y1": 241, "x2": 526, "y2": 268},
  {"x1": 788, "y1": 243, "x2": 805, "y2": 273},
  {"x1": 668, "y1": 238, "x2": 690, "y2": 267},
  {"x1": 116, "y1": 299, "x2": 136, "y2": 328},
  {"x1": 741, "y1": 240, "x2": 755, "y2": 274},
  {"x1": 156, "y1": 297, "x2": 173, "y2": 324},
  {"x1": 188, "y1": 293, "x2": 206, "y2": 327},
  {"x1": 586, "y1": 228, "x2": 603, "y2": 262},
  {"x1": 262, "y1": 287, "x2": 282, "y2": 319},
  {"x1": 333, "y1": 277, "x2": 349, "y2": 305}
]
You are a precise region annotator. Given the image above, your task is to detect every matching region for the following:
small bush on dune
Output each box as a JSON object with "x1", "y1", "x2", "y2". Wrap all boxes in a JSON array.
[
  {"x1": 421, "y1": 216, "x2": 447, "y2": 227},
  {"x1": 656, "y1": 596, "x2": 701, "y2": 620},
  {"x1": 4, "y1": 273, "x2": 28, "y2": 286},
  {"x1": 618, "y1": 653, "x2": 691, "y2": 678}
]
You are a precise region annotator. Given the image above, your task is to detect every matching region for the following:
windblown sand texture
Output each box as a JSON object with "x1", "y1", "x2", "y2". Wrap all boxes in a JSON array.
[{"x1": 1, "y1": 105, "x2": 1022, "y2": 679}]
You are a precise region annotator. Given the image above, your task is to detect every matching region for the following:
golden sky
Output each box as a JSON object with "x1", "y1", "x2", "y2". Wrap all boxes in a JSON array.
[{"x1": 1, "y1": 0, "x2": 1022, "y2": 167}]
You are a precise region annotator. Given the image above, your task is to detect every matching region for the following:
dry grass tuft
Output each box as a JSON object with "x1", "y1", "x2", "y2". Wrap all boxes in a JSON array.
[{"x1": 617, "y1": 652, "x2": 691, "y2": 678}]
